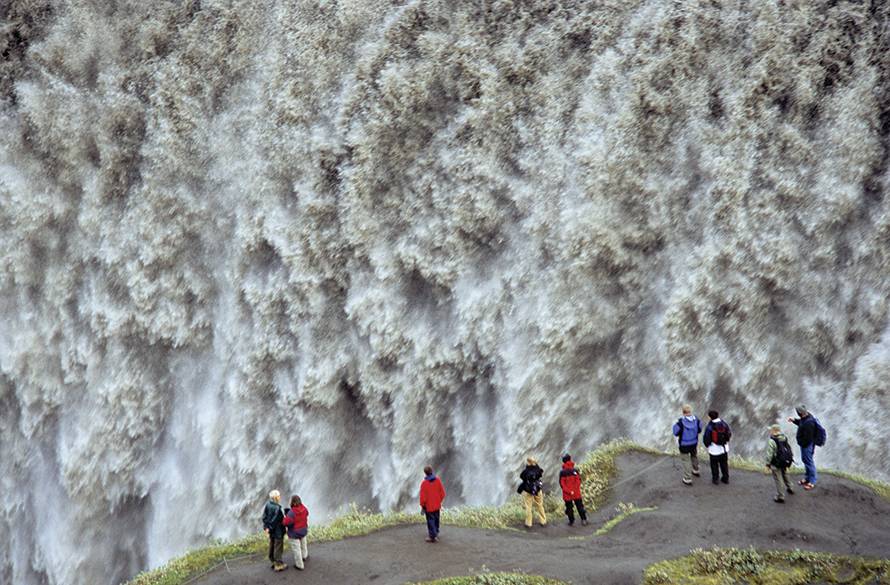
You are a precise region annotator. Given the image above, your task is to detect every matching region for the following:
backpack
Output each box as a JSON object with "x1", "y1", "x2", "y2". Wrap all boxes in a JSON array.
[
  {"x1": 520, "y1": 466, "x2": 543, "y2": 495},
  {"x1": 771, "y1": 436, "x2": 794, "y2": 468},
  {"x1": 676, "y1": 417, "x2": 699, "y2": 445},
  {"x1": 813, "y1": 418, "x2": 826, "y2": 447},
  {"x1": 711, "y1": 421, "x2": 731, "y2": 446}
]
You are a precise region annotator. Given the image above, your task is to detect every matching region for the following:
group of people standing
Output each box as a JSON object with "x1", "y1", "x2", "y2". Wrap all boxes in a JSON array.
[
  {"x1": 514, "y1": 454, "x2": 588, "y2": 529},
  {"x1": 673, "y1": 404, "x2": 826, "y2": 502},
  {"x1": 417, "y1": 452, "x2": 589, "y2": 545},
  {"x1": 672, "y1": 407, "x2": 733, "y2": 485},
  {"x1": 260, "y1": 403, "x2": 827, "y2": 565},
  {"x1": 262, "y1": 491, "x2": 310, "y2": 572}
]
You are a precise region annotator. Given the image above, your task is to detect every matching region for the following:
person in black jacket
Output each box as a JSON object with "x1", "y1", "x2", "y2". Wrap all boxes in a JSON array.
[
  {"x1": 518, "y1": 457, "x2": 547, "y2": 528},
  {"x1": 788, "y1": 405, "x2": 818, "y2": 490},
  {"x1": 262, "y1": 490, "x2": 286, "y2": 571}
]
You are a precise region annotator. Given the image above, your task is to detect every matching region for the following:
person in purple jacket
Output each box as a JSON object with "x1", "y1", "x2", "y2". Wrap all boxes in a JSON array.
[{"x1": 673, "y1": 404, "x2": 702, "y2": 485}]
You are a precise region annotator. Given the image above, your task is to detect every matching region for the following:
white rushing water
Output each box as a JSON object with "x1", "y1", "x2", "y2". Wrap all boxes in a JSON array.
[{"x1": 2, "y1": 1, "x2": 890, "y2": 583}]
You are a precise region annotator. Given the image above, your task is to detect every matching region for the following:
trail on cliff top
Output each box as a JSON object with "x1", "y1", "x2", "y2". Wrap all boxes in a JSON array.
[{"x1": 191, "y1": 453, "x2": 890, "y2": 585}]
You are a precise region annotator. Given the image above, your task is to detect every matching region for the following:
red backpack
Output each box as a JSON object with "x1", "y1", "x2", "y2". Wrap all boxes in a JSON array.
[{"x1": 711, "y1": 421, "x2": 731, "y2": 446}]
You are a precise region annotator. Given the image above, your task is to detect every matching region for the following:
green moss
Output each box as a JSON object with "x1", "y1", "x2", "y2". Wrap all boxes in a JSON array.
[
  {"x1": 642, "y1": 548, "x2": 890, "y2": 585},
  {"x1": 594, "y1": 502, "x2": 658, "y2": 536},
  {"x1": 409, "y1": 573, "x2": 568, "y2": 585}
]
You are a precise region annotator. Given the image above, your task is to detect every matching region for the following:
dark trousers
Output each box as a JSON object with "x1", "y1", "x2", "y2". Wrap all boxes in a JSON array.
[
  {"x1": 564, "y1": 499, "x2": 587, "y2": 524},
  {"x1": 268, "y1": 536, "x2": 284, "y2": 564},
  {"x1": 425, "y1": 510, "x2": 440, "y2": 539},
  {"x1": 710, "y1": 453, "x2": 729, "y2": 483}
]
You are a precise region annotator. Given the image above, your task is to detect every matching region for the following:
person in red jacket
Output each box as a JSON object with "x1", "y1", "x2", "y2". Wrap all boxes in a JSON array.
[
  {"x1": 559, "y1": 454, "x2": 588, "y2": 526},
  {"x1": 419, "y1": 465, "x2": 446, "y2": 543},
  {"x1": 282, "y1": 495, "x2": 309, "y2": 570}
]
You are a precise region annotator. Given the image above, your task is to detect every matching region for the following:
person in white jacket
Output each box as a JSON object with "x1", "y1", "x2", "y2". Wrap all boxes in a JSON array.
[{"x1": 702, "y1": 410, "x2": 732, "y2": 485}]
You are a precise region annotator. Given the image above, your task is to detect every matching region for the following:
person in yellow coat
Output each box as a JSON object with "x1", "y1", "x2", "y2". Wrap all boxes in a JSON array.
[{"x1": 518, "y1": 457, "x2": 547, "y2": 528}]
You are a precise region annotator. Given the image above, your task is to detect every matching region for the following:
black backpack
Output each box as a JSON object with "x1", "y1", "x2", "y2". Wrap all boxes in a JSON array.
[
  {"x1": 519, "y1": 466, "x2": 543, "y2": 495},
  {"x1": 771, "y1": 436, "x2": 794, "y2": 468}
]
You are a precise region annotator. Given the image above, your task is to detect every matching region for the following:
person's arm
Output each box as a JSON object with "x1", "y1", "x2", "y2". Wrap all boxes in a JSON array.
[
  {"x1": 282, "y1": 511, "x2": 294, "y2": 527},
  {"x1": 419, "y1": 483, "x2": 427, "y2": 510},
  {"x1": 672, "y1": 421, "x2": 681, "y2": 437},
  {"x1": 702, "y1": 423, "x2": 712, "y2": 446},
  {"x1": 765, "y1": 439, "x2": 775, "y2": 467},
  {"x1": 787, "y1": 417, "x2": 800, "y2": 425},
  {"x1": 439, "y1": 479, "x2": 446, "y2": 502}
]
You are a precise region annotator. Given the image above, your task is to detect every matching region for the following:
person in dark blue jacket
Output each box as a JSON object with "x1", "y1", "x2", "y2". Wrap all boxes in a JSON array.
[
  {"x1": 788, "y1": 405, "x2": 819, "y2": 490},
  {"x1": 672, "y1": 404, "x2": 702, "y2": 485},
  {"x1": 262, "y1": 490, "x2": 286, "y2": 571}
]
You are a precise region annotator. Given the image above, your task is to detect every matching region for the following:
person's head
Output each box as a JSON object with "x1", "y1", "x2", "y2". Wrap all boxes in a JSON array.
[
  {"x1": 682, "y1": 404, "x2": 692, "y2": 416},
  {"x1": 423, "y1": 465, "x2": 433, "y2": 476},
  {"x1": 269, "y1": 489, "x2": 280, "y2": 502},
  {"x1": 527, "y1": 457, "x2": 538, "y2": 466},
  {"x1": 796, "y1": 405, "x2": 808, "y2": 417},
  {"x1": 708, "y1": 410, "x2": 719, "y2": 420},
  {"x1": 290, "y1": 495, "x2": 301, "y2": 508},
  {"x1": 769, "y1": 424, "x2": 782, "y2": 436},
  {"x1": 562, "y1": 453, "x2": 572, "y2": 463}
]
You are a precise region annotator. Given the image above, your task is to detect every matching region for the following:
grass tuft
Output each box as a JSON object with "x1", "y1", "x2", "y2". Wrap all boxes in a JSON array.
[
  {"x1": 594, "y1": 502, "x2": 659, "y2": 536},
  {"x1": 643, "y1": 548, "x2": 890, "y2": 585},
  {"x1": 409, "y1": 573, "x2": 569, "y2": 585}
]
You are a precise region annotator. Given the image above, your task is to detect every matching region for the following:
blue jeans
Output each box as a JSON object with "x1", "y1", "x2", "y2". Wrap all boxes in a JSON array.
[
  {"x1": 425, "y1": 510, "x2": 440, "y2": 539},
  {"x1": 801, "y1": 444, "x2": 817, "y2": 484}
]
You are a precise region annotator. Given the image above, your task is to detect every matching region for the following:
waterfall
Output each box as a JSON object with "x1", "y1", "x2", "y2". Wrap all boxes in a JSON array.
[{"x1": 2, "y1": 1, "x2": 889, "y2": 583}]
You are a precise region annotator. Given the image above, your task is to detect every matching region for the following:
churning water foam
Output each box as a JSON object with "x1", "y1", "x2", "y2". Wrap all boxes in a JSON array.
[{"x1": 2, "y1": 1, "x2": 890, "y2": 583}]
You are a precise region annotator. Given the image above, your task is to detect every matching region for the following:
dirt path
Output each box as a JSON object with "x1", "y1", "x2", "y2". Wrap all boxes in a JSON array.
[{"x1": 194, "y1": 454, "x2": 890, "y2": 585}]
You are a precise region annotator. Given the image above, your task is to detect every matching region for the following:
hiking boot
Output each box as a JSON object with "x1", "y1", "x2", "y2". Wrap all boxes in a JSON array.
[
  {"x1": 773, "y1": 496, "x2": 785, "y2": 503},
  {"x1": 692, "y1": 470, "x2": 701, "y2": 477},
  {"x1": 682, "y1": 478, "x2": 693, "y2": 486},
  {"x1": 567, "y1": 519, "x2": 574, "y2": 526},
  {"x1": 581, "y1": 519, "x2": 589, "y2": 526},
  {"x1": 786, "y1": 487, "x2": 794, "y2": 495},
  {"x1": 273, "y1": 563, "x2": 287, "y2": 572},
  {"x1": 425, "y1": 537, "x2": 436, "y2": 543},
  {"x1": 712, "y1": 479, "x2": 719, "y2": 485},
  {"x1": 721, "y1": 478, "x2": 729, "y2": 484}
]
